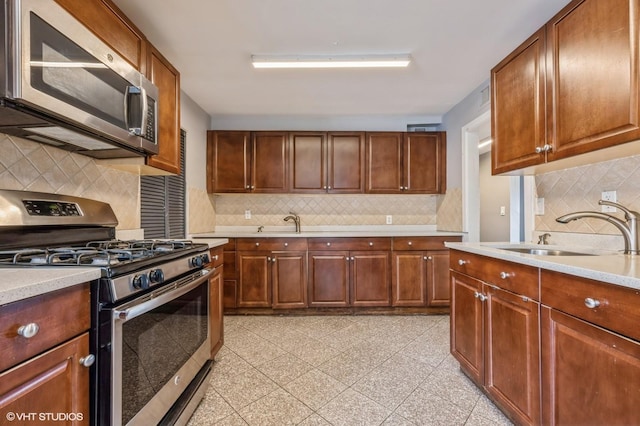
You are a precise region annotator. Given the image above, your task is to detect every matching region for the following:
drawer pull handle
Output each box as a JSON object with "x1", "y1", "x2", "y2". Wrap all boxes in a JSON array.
[
  {"x1": 79, "y1": 354, "x2": 95, "y2": 368},
  {"x1": 584, "y1": 298, "x2": 601, "y2": 309},
  {"x1": 17, "y1": 323, "x2": 39, "y2": 339},
  {"x1": 499, "y1": 272, "x2": 512, "y2": 279},
  {"x1": 458, "y1": 259, "x2": 467, "y2": 265}
]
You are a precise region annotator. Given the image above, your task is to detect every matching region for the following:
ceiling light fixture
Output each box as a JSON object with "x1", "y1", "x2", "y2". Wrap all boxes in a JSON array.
[{"x1": 251, "y1": 54, "x2": 411, "y2": 69}]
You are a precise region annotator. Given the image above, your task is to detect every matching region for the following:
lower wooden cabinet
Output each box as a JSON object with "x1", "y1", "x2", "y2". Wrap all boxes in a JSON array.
[
  {"x1": 541, "y1": 306, "x2": 640, "y2": 425},
  {"x1": 272, "y1": 252, "x2": 307, "y2": 309},
  {"x1": 237, "y1": 252, "x2": 272, "y2": 308},
  {"x1": 0, "y1": 333, "x2": 90, "y2": 425},
  {"x1": 392, "y1": 250, "x2": 451, "y2": 307},
  {"x1": 0, "y1": 284, "x2": 92, "y2": 425},
  {"x1": 450, "y1": 254, "x2": 541, "y2": 425},
  {"x1": 308, "y1": 251, "x2": 350, "y2": 307},
  {"x1": 350, "y1": 251, "x2": 390, "y2": 307}
]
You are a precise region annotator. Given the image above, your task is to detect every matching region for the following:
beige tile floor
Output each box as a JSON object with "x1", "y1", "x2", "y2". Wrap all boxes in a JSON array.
[{"x1": 188, "y1": 315, "x2": 513, "y2": 426}]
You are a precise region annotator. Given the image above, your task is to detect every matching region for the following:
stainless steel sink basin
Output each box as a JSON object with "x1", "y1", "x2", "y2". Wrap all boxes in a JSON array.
[{"x1": 501, "y1": 247, "x2": 596, "y2": 256}]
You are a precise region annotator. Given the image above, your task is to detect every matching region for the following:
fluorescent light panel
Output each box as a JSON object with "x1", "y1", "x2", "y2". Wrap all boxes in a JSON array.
[{"x1": 251, "y1": 54, "x2": 411, "y2": 69}]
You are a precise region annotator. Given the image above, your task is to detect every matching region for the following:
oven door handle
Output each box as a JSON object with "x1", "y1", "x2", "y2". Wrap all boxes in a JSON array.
[{"x1": 113, "y1": 267, "x2": 215, "y2": 322}]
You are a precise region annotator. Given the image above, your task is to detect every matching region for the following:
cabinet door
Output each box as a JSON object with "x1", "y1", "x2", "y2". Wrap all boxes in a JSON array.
[
  {"x1": 547, "y1": 0, "x2": 640, "y2": 161},
  {"x1": 450, "y1": 271, "x2": 483, "y2": 385},
  {"x1": 541, "y1": 306, "x2": 640, "y2": 425},
  {"x1": 351, "y1": 251, "x2": 390, "y2": 307},
  {"x1": 222, "y1": 249, "x2": 237, "y2": 308},
  {"x1": 365, "y1": 132, "x2": 403, "y2": 193},
  {"x1": 210, "y1": 268, "x2": 224, "y2": 357},
  {"x1": 403, "y1": 132, "x2": 446, "y2": 194},
  {"x1": 308, "y1": 251, "x2": 350, "y2": 307},
  {"x1": 272, "y1": 251, "x2": 307, "y2": 309},
  {"x1": 252, "y1": 132, "x2": 288, "y2": 193},
  {"x1": 328, "y1": 132, "x2": 365, "y2": 193},
  {"x1": 237, "y1": 252, "x2": 271, "y2": 307},
  {"x1": 492, "y1": 28, "x2": 547, "y2": 174},
  {"x1": 484, "y1": 285, "x2": 540, "y2": 425},
  {"x1": 290, "y1": 132, "x2": 326, "y2": 193},
  {"x1": 426, "y1": 250, "x2": 450, "y2": 306},
  {"x1": 146, "y1": 45, "x2": 181, "y2": 174},
  {"x1": 0, "y1": 333, "x2": 90, "y2": 425},
  {"x1": 208, "y1": 131, "x2": 251, "y2": 193},
  {"x1": 55, "y1": 0, "x2": 147, "y2": 72},
  {"x1": 392, "y1": 251, "x2": 427, "y2": 307}
]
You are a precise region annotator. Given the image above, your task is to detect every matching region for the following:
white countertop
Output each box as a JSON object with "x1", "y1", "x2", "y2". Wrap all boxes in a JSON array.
[
  {"x1": 0, "y1": 268, "x2": 102, "y2": 305},
  {"x1": 192, "y1": 226, "x2": 464, "y2": 239},
  {"x1": 446, "y1": 242, "x2": 640, "y2": 291}
]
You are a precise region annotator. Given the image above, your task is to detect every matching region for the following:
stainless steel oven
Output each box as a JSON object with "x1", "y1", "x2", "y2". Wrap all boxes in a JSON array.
[
  {"x1": 109, "y1": 268, "x2": 213, "y2": 426},
  {"x1": 0, "y1": 190, "x2": 216, "y2": 426},
  {"x1": 0, "y1": 0, "x2": 158, "y2": 158}
]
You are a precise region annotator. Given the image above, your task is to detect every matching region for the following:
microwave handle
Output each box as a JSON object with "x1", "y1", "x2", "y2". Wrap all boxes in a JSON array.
[{"x1": 124, "y1": 85, "x2": 149, "y2": 136}]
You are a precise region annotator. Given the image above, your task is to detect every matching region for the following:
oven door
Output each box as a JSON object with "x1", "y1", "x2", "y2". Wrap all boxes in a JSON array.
[{"x1": 111, "y1": 268, "x2": 213, "y2": 426}]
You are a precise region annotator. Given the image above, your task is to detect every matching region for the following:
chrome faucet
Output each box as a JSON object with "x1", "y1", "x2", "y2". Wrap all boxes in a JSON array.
[
  {"x1": 538, "y1": 233, "x2": 551, "y2": 245},
  {"x1": 556, "y1": 200, "x2": 640, "y2": 255},
  {"x1": 283, "y1": 212, "x2": 301, "y2": 233}
]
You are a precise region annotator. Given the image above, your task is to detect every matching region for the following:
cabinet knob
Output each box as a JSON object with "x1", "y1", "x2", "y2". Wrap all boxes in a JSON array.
[
  {"x1": 474, "y1": 291, "x2": 487, "y2": 302},
  {"x1": 246, "y1": 185, "x2": 250, "y2": 189},
  {"x1": 369, "y1": 242, "x2": 373, "y2": 247},
  {"x1": 328, "y1": 186, "x2": 332, "y2": 190},
  {"x1": 79, "y1": 354, "x2": 95, "y2": 368},
  {"x1": 284, "y1": 243, "x2": 288, "y2": 247},
  {"x1": 535, "y1": 144, "x2": 552, "y2": 154},
  {"x1": 584, "y1": 298, "x2": 601, "y2": 309},
  {"x1": 427, "y1": 256, "x2": 433, "y2": 260},
  {"x1": 351, "y1": 257, "x2": 355, "y2": 261},
  {"x1": 255, "y1": 242, "x2": 260, "y2": 247},
  {"x1": 326, "y1": 242, "x2": 331, "y2": 247},
  {"x1": 251, "y1": 185, "x2": 255, "y2": 189},
  {"x1": 323, "y1": 186, "x2": 327, "y2": 190},
  {"x1": 272, "y1": 258, "x2": 276, "y2": 263},
  {"x1": 423, "y1": 256, "x2": 428, "y2": 260},
  {"x1": 408, "y1": 241, "x2": 412, "y2": 246},
  {"x1": 458, "y1": 259, "x2": 467, "y2": 266},
  {"x1": 17, "y1": 323, "x2": 39, "y2": 338},
  {"x1": 499, "y1": 271, "x2": 513, "y2": 279}
]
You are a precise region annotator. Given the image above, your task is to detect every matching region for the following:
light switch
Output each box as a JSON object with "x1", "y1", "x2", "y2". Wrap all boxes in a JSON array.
[
  {"x1": 500, "y1": 206, "x2": 506, "y2": 216},
  {"x1": 245, "y1": 210, "x2": 251, "y2": 219}
]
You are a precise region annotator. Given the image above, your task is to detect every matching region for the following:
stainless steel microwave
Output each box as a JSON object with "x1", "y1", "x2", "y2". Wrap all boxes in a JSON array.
[{"x1": 0, "y1": 0, "x2": 158, "y2": 158}]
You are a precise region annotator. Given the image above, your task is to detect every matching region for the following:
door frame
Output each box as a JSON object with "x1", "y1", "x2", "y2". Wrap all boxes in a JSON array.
[{"x1": 461, "y1": 111, "x2": 533, "y2": 242}]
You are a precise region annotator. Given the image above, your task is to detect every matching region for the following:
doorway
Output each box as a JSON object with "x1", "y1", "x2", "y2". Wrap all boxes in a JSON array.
[{"x1": 461, "y1": 111, "x2": 532, "y2": 243}]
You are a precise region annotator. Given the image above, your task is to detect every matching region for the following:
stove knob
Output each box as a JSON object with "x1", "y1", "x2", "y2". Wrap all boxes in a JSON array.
[
  {"x1": 132, "y1": 274, "x2": 149, "y2": 290},
  {"x1": 202, "y1": 253, "x2": 210, "y2": 264},
  {"x1": 149, "y1": 269, "x2": 164, "y2": 284},
  {"x1": 190, "y1": 256, "x2": 204, "y2": 268}
]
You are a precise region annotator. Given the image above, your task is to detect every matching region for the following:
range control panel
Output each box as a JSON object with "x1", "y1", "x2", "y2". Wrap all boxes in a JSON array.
[{"x1": 23, "y1": 200, "x2": 82, "y2": 216}]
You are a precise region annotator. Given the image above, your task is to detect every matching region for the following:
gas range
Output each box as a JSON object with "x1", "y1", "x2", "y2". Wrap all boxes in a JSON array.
[{"x1": 0, "y1": 189, "x2": 215, "y2": 425}]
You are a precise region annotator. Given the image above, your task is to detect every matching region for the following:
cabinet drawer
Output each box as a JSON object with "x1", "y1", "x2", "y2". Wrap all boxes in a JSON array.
[
  {"x1": 0, "y1": 283, "x2": 90, "y2": 372},
  {"x1": 236, "y1": 238, "x2": 308, "y2": 251},
  {"x1": 450, "y1": 250, "x2": 539, "y2": 300},
  {"x1": 393, "y1": 236, "x2": 460, "y2": 251},
  {"x1": 308, "y1": 237, "x2": 391, "y2": 251},
  {"x1": 541, "y1": 270, "x2": 640, "y2": 341},
  {"x1": 209, "y1": 246, "x2": 224, "y2": 268}
]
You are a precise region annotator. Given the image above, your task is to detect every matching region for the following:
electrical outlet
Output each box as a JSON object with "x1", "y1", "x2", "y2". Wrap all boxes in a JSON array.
[
  {"x1": 601, "y1": 191, "x2": 617, "y2": 212},
  {"x1": 386, "y1": 215, "x2": 393, "y2": 225},
  {"x1": 500, "y1": 206, "x2": 506, "y2": 216},
  {"x1": 244, "y1": 210, "x2": 251, "y2": 219}
]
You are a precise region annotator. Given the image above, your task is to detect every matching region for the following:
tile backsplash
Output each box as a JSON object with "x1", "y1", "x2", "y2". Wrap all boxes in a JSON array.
[
  {"x1": 214, "y1": 193, "x2": 438, "y2": 227},
  {"x1": 535, "y1": 153, "x2": 640, "y2": 248},
  {"x1": 0, "y1": 134, "x2": 140, "y2": 229}
]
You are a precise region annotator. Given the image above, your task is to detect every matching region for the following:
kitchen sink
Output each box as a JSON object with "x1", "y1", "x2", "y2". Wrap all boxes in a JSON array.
[{"x1": 500, "y1": 247, "x2": 596, "y2": 256}]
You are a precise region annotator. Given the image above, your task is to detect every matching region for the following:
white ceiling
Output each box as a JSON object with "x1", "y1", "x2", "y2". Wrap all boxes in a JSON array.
[{"x1": 112, "y1": 0, "x2": 571, "y2": 120}]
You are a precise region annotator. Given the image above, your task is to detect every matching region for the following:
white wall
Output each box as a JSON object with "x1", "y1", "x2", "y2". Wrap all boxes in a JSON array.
[
  {"x1": 182, "y1": 91, "x2": 212, "y2": 191},
  {"x1": 210, "y1": 114, "x2": 442, "y2": 131},
  {"x1": 479, "y1": 152, "x2": 511, "y2": 241},
  {"x1": 440, "y1": 79, "x2": 491, "y2": 188}
]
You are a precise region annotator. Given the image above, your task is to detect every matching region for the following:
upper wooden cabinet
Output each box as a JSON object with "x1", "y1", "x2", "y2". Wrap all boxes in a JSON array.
[
  {"x1": 492, "y1": 29, "x2": 547, "y2": 175},
  {"x1": 209, "y1": 130, "x2": 444, "y2": 194},
  {"x1": 492, "y1": 0, "x2": 640, "y2": 174},
  {"x1": 290, "y1": 132, "x2": 365, "y2": 193},
  {"x1": 146, "y1": 45, "x2": 181, "y2": 174},
  {"x1": 366, "y1": 132, "x2": 446, "y2": 194},
  {"x1": 207, "y1": 131, "x2": 288, "y2": 193},
  {"x1": 55, "y1": 0, "x2": 181, "y2": 175}
]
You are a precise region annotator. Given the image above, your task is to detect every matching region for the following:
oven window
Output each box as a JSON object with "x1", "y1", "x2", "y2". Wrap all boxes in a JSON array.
[{"x1": 120, "y1": 284, "x2": 208, "y2": 424}]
